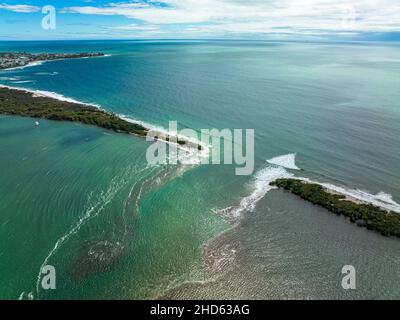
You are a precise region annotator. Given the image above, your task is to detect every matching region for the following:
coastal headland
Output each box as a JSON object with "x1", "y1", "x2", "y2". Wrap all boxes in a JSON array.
[
  {"x1": 271, "y1": 179, "x2": 400, "y2": 238},
  {"x1": 0, "y1": 52, "x2": 105, "y2": 70},
  {"x1": 0, "y1": 86, "x2": 201, "y2": 150}
]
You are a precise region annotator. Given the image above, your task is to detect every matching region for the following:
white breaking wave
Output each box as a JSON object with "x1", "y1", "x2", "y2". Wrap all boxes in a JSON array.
[
  {"x1": 316, "y1": 182, "x2": 400, "y2": 213},
  {"x1": 119, "y1": 114, "x2": 210, "y2": 165},
  {"x1": 0, "y1": 84, "x2": 102, "y2": 107},
  {"x1": 214, "y1": 166, "x2": 294, "y2": 221},
  {"x1": 0, "y1": 76, "x2": 19, "y2": 81},
  {"x1": 375, "y1": 191, "x2": 398, "y2": 206},
  {"x1": 0, "y1": 84, "x2": 209, "y2": 165},
  {"x1": 266, "y1": 153, "x2": 300, "y2": 170},
  {"x1": 245, "y1": 166, "x2": 294, "y2": 212},
  {"x1": 11, "y1": 80, "x2": 35, "y2": 84},
  {"x1": 214, "y1": 159, "x2": 400, "y2": 222},
  {"x1": 35, "y1": 72, "x2": 59, "y2": 76},
  {"x1": 18, "y1": 291, "x2": 34, "y2": 300},
  {"x1": 3, "y1": 61, "x2": 44, "y2": 71},
  {"x1": 265, "y1": 154, "x2": 400, "y2": 211}
]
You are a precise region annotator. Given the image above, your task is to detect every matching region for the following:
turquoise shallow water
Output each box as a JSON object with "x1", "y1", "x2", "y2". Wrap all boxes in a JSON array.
[{"x1": 0, "y1": 40, "x2": 399, "y2": 299}]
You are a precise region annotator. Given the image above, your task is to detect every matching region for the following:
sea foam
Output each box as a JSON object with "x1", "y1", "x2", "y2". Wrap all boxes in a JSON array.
[
  {"x1": 317, "y1": 182, "x2": 400, "y2": 213},
  {"x1": 0, "y1": 84, "x2": 210, "y2": 164},
  {"x1": 0, "y1": 84, "x2": 100, "y2": 106},
  {"x1": 119, "y1": 114, "x2": 210, "y2": 164},
  {"x1": 3, "y1": 60, "x2": 44, "y2": 71},
  {"x1": 214, "y1": 166, "x2": 294, "y2": 221},
  {"x1": 266, "y1": 153, "x2": 300, "y2": 170},
  {"x1": 215, "y1": 152, "x2": 400, "y2": 221}
]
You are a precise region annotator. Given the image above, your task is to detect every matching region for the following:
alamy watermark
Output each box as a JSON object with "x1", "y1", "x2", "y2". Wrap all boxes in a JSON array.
[
  {"x1": 41, "y1": 5, "x2": 56, "y2": 30},
  {"x1": 41, "y1": 265, "x2": 56, "y2": 290},
  {"x1": 145, "y1": 121, "x2": 255, "y2": 176},
  {"x1": 341, "y1": 265, "x2": 356, "y2": 290}
]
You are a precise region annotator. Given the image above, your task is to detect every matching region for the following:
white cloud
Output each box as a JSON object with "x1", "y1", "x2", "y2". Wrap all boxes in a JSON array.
[
  {"x1": 61, "y1": 0, "x2": 400, "y2": 37},
  {"x1": 0, "y1": 3, "x2": 40, "y2": 13},
  {"x1": 111, "y1": 23, "x2": 160, "y2": 31}
]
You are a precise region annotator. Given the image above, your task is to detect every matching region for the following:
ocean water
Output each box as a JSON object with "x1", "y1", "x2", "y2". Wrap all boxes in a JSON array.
[{"x1": 0, "y1": 40, "x2": 399, "y2": 299}]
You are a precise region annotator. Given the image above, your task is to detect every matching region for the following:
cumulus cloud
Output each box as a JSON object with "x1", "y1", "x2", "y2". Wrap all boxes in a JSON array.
[
  {"x1": 60, "y1": 0, "x2": 400, "y2": 37},
  {"x1": 3, "y1": 0, "x2": 397, "y2": 38},
  {"x1": 0, "y1": 3, "x2": 40, "y2": 13}
]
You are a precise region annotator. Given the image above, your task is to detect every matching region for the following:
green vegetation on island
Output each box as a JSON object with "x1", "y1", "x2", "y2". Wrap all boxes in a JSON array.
[
  {"x1": 0, "y1": 86, "x2": 148, "y2": 136},
  {"x1": 0, "y1": 87, "x2": 204, "y2": 150},
  {"x1": 270, "y1": 179, "x2": 400, "y2": 238}
]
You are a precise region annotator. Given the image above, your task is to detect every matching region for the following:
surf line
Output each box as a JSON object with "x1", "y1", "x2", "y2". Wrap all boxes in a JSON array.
[
  {"x1": 0, "y1": 84, "x2": 210, "y2": 164},
  {"x1": 265, "y1": 153, "x2": 400, "y2": 213},
  {"x1": 215, "y1": 153, "x2": 400, "y2": 223}
]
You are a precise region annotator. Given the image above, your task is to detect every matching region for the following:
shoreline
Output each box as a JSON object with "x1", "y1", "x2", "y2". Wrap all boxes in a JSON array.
[
  {"x1": 2, "y1": 54, "x2": 113, "y2": 71},
  {"x1": 0, "y1": 52, "x2": 107, "y2": 70},
  {"x1": 0, "y1": 85, "x2": 208, "y2": 157},
  {"x1": 2, "y1": 60, "x2": 45, "y2": 71},
  {"x1": 0, "y1": 54, "x2": 112, "y2": 71},
  {"x1": 271, "y1": 178, "x2": 400, "y2": 238}
]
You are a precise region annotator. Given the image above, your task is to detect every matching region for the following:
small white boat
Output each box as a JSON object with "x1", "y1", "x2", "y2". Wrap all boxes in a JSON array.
[{"x1": 34, "y1": 121, "x2": 40, "y2": 126}]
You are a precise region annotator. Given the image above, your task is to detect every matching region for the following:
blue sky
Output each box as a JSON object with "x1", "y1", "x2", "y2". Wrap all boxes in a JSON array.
[{"x1": 0, "y1": 0, "x2": 399, "y2": 40}]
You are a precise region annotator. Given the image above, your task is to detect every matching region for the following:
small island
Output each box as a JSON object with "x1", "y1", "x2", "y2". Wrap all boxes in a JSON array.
[
  {"x1": 271, "y1": 179, "x2": 400, "y2": 238},
  {"x1": 0, "y1": 86, "x2": 201, "y2": 150},
  {"x1": 0, "y1": 52, "x2": 105, "y2": 70}
]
